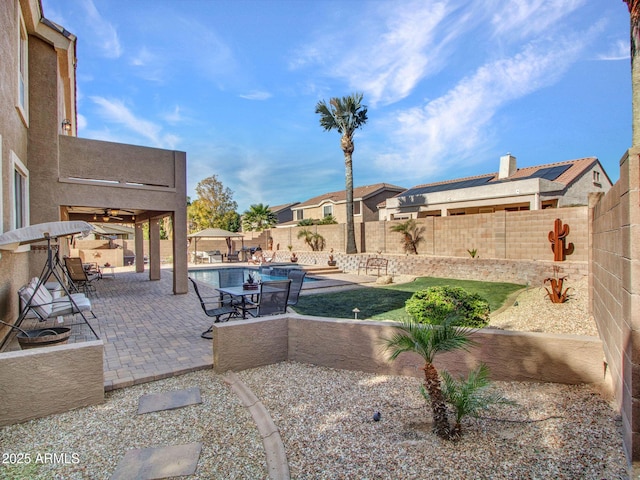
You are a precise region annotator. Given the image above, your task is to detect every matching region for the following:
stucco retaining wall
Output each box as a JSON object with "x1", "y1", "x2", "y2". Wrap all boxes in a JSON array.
[
  {"x1": 0, "y1": 341, "x2": 104, "y2": 427},
  {"x1": 213, "y1": 315, "x2": 606, "y2": 387}
]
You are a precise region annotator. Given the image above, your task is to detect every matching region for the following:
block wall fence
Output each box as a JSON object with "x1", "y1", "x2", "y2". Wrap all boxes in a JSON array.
[
  {"x1": 591, "y1": 147, "x2": 640, "y2": 462},
  {"x1": 268, "y1": 207, "x2": 588, "y2": 262}
]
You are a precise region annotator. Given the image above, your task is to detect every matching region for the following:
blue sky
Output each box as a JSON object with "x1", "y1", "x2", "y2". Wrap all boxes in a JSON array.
[{"x1": 42, "y1": 0, "x2": 631, "y2": 212}]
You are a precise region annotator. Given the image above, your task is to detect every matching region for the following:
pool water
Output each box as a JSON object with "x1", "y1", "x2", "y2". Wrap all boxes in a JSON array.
[{"x1": 189, "y1": 267, "x2": 315, "y2": 288}]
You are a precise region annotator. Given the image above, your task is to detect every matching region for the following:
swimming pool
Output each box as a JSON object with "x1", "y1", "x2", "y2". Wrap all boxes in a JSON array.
[{"x1": 189, "y1": 266, "x2": 316, "y2": 288}]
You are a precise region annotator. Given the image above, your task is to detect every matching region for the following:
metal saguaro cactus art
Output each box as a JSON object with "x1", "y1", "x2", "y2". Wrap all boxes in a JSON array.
[{"x1": 548, "y1": 218, "x2": 574, "y2": 262}]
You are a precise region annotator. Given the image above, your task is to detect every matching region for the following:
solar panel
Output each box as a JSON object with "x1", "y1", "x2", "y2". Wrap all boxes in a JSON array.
[
  {"x1": 399, "y1": 176, "x2": 492, "y2": 198},
  {"x1": 528, "y1": 164, "x2": 571, "y2": 181}
]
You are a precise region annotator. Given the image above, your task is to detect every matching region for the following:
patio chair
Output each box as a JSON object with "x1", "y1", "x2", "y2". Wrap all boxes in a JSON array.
[
  {"x1": 245, "y1": 279, "x2": 291, "y2": 317},
  {"x1": 287, "y1": 269, "x2": 307, "y2": 307},
  {"x1": 189, "y1": 277, "x2": 239, "y2": 339},
  {"x1": 64, "y1": 257, "x2": 100, "y2": 294}
]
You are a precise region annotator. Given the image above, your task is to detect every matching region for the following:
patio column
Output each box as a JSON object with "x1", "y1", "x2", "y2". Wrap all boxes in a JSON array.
[
  {"x1": 135, "y1": 223, "x2": 144, "y2": 273},
  {"x1": 149, "y1": 217, "x2": 161, "y2": 281}
]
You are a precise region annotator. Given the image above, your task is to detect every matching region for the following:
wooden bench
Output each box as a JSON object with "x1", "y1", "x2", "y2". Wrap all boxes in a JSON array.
[{"x1": 358, "y1": 257, "x2": 388, "y2": 276}]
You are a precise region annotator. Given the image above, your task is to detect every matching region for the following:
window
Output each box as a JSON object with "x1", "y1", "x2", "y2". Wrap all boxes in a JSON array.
[
  {"x1": 295, "y1": 209, "x2": 303, "y2": 221},
  {"x1": 323, "y1": 204, "x2": 333, "y2": 217},
  {"x1": 10, "y1": 151, "x2": 29, "y2": 231},
  {"x1": 353, "y1": 201, "x2": 361, "y2": 215},
  {"x1": 17, "y1": 13, "x2": 28, "y2": 123},
  {"x1": 593, "y1": 171, "x2": 601, "y2": 185}
]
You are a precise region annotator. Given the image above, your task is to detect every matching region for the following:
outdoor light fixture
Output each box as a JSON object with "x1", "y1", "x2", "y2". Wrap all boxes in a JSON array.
[
  {"x1": 61, "y1": 119, "x2": 72, "y2": 133},
  {"x1": 93, "y1": 214, "x2": 97, "y2": 220},
  {"x1": 102, "y1": 215, "x2": 110, "y2": 222}
]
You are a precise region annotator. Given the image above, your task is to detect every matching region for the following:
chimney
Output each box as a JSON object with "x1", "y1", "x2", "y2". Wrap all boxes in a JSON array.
[{"x1": 499, "y1": 153, "x2": 516, "y2": 179}]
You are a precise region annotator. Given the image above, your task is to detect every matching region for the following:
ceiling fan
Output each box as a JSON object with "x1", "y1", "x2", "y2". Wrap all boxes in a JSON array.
[{"x1": 99, "y1": 209, "x2": 134, "y2": 222}]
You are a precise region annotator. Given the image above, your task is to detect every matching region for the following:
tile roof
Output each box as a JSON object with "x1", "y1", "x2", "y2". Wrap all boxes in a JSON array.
[
  {"x1": 396, "y1": 157, "x2": 600, "y2": 198},
  {"x1": 294, "y1": 183, "x2": 405, "y2": 209},
  {"x1": 268, "y1": 202, "x2": 299, "y2": 213}
]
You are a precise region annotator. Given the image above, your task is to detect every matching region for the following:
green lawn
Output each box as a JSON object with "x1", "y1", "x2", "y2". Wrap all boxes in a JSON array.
[{"x1": 294, "y1": 277, "x2": 525, "y2": 321}]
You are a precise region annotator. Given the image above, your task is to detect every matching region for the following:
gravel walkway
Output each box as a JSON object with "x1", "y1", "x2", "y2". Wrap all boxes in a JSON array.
[{"x1": 1, "y1": 276, "x2": 627, "y2": 479}]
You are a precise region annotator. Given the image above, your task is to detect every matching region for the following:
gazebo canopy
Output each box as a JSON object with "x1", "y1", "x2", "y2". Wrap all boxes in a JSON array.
[
  {"x1": 187, "y1": 228, "x2": 244, "y2": 239},
  {"x1": 188, "y1": 228, "x2": 244, "y2": 257}
]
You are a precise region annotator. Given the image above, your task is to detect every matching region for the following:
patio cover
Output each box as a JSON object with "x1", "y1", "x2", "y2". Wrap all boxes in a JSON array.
[
  {"x1": 0, "y1": 221, "x2": 94, "y2": 251},
  {"x1": 187, "y1": 228, "x2": 244, "y2": 257}
]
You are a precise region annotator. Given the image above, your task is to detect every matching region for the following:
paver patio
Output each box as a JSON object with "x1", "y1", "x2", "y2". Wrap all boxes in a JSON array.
[{"x1": 2, "y1": 264, "x2": 369, "y2": 391}]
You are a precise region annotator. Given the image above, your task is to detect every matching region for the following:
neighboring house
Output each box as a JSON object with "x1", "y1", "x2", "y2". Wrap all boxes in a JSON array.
[
  {"x1": 0, "y1": 1, "x2": 187, "y2": 343},
  {"x1": 380, "y1": 154, "x2": 612, "y2": 220},
  {"x1": 269, "y1": 202, "x2": 299, "y2": 225},
  {"x1": 288, "y1": 183, "x2": 406, "y2": 225}
]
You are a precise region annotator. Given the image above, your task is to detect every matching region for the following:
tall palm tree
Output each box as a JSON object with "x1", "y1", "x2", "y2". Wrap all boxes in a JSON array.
[
  {"x1": 384, "y1": 318, "x2": 475, "y2": 439},
  {"x1": 242, "y1": 203, "x2": 277, "y2": 250},
  {"x1": 625, "y1": 0, "x2": 640, "y2": 146},
  {"x1": 315, "y1": 93, "x2": 368, "y2": 254}
]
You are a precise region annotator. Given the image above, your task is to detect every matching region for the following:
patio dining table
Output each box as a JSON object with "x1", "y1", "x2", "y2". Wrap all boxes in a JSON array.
[{"x1": 217, "y1": 285, "x2": 259, "y2": 319}]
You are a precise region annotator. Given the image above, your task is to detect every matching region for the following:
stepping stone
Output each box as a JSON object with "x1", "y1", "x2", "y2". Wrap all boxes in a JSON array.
[
  {"x1": 110, "y1": 443, "x2": 202, "y2": 480},
  {"x1": 137, "y1": 387, "x2": 202, "y2": 414}
]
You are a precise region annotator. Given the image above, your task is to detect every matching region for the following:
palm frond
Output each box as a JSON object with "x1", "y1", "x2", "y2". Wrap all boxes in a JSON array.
[{"x1": 441, "y1": 364, "x2": 516, "y2": 423}]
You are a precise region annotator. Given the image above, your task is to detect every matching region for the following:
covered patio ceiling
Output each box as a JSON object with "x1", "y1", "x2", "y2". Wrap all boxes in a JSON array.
[{"x1": 63, "y1": 206, "x2": 172, "y2": 224}]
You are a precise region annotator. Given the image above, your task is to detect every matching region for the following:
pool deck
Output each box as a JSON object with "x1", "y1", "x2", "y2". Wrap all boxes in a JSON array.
[{"x1": 3, "y1": 263, "x2": 376, "y2": 391}]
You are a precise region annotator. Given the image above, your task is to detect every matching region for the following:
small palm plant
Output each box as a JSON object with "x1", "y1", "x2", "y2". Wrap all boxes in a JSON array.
[
  {"x1": 390, "y1": 219, "x2": 424, "y2": 254},
  {"x1": 297, "y1": 228, "x2": 325, "y2": 251},
  {"x1": 431, "y1": 363, "x2": 515, "y2": 439},
  {"x1": 384, "y1": 317, "x2": 475, "y2": 439}
]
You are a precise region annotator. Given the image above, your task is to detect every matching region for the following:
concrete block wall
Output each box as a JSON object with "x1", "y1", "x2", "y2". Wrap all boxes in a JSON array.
[
  {"x1": 213, "y1": 315, "x2": 606, "y2": 387},
  {"x1": 591, "y1": 147, "x2": 640, "y2": 461},
  {"x1": 0, "y1": 341, "x2": 104, "y2": 427},
  {"x1": 269, "y1": 207, "x2": 588, "y2": 262}
]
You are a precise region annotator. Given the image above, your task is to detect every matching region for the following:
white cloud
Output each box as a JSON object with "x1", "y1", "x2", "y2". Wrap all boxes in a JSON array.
[
  {"x1": 375, "y1": 33, "x2": 589, "y2": 178},
  {"x1": 491, "y1": 0, "x2": 584, "y2": 39},
  {"x1": 239, "y1": 91, "x2": 273, "y2": 101},
  {"x1": 292, "y1": 0, "x2": 472, "y2": 106},
  {"x1": 82, "y1": 0, "x2": 122, "y2": 58},
  {"x1": 90, "y1": 96, "x2": 179, "y2": 149},
  {"x1": 598, "y1": 39, "x2": 629, "y2": 61}
]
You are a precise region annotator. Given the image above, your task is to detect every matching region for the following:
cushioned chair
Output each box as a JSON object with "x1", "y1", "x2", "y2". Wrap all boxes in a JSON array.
[
  {"x1": 18, "y1": 277, "x2": 94, "y2": 322},
  {"x1": 245, "y1": 280, "x2": 291, "y2": 317},
  {"x1": 287, "y1": 269, "x2": 307, "y2": 307},
  {"x1": 189, "y1": 277, "x2": 239, "y2": 339},
  {"x1": 64, "y1": 257, "x2": 100, "y2": 294}
]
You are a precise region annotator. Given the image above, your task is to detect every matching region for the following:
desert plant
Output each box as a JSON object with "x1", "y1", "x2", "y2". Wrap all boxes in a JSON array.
[
  {"x1": 431, "y1": 363, "x2": 515, "y2": 439},
  {"x1": 405, "y1": 286, "x2": 490, "y2": 328},
  {"x1": 467, "y1": 248, "x2": 478, "y2": 258},
  {"x1": 390, "y1": 219, "x2": 424, "y2": 254},
  {"x1": 318, "y1": 215, "x2": 338, "y2": 225},
  {"x1": 544, "y1": 266, "x2": 570, "y2": 303},
  {"x1": 297, "y1": 218, "x2": 315, "y2": 226},
  {"x1": 297, "y1": 228, "x2": 326, "y2": 251},
  {"x1": 384, "y1": 318, "x2": 475, "y2": 439}
]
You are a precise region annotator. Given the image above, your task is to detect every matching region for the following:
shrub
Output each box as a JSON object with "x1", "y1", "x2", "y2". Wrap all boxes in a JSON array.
[{"x1": 405, "y1": 286, "x2": 490, "y2": 328}]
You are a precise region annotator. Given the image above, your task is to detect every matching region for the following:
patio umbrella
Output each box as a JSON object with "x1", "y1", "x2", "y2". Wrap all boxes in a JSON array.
[{"x1": 187, "y1": 228, "x2": 244, "y2": 257}]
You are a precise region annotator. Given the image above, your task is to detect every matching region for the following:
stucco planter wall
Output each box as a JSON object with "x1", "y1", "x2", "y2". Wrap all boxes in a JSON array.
[
  {"x1": 213, "y1": 315, "x2": 607, "y2": 389},
  {"x1": 0, "y1": 341, "x2": 104, "y2": 427}
]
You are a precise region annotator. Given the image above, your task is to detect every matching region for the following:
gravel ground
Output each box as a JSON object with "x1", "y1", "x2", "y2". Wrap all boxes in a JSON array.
[
  {"x1": 489, "y1": 276, "x2": 596, "y2": 337},
  {"x1": 1, "y1": 276, "x2": 627, "y2": 479}
]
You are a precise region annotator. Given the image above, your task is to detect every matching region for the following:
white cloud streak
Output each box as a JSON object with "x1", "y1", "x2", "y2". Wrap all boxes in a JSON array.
[
  {"x1": 375, "y1": 33, "x2": 589, "y2": 178},
  {"x1": 598, "y1": 39, "x2": 629, "y2": 61},
  {"x1": 292, "y1": 0, "x2": 477, "y2": 106},
  {"x1": 90, "y1": 96, "x2": 179, "y2": 149},
  {"x1": 490, "y1": 0, "x2": 585, "y2": 39},
  {"x1": 239, "y1": 91, "x2": 273, "y2": 101},
  {"x1": 82, "y1": 0, "x2": 121, "y2": 58}
]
